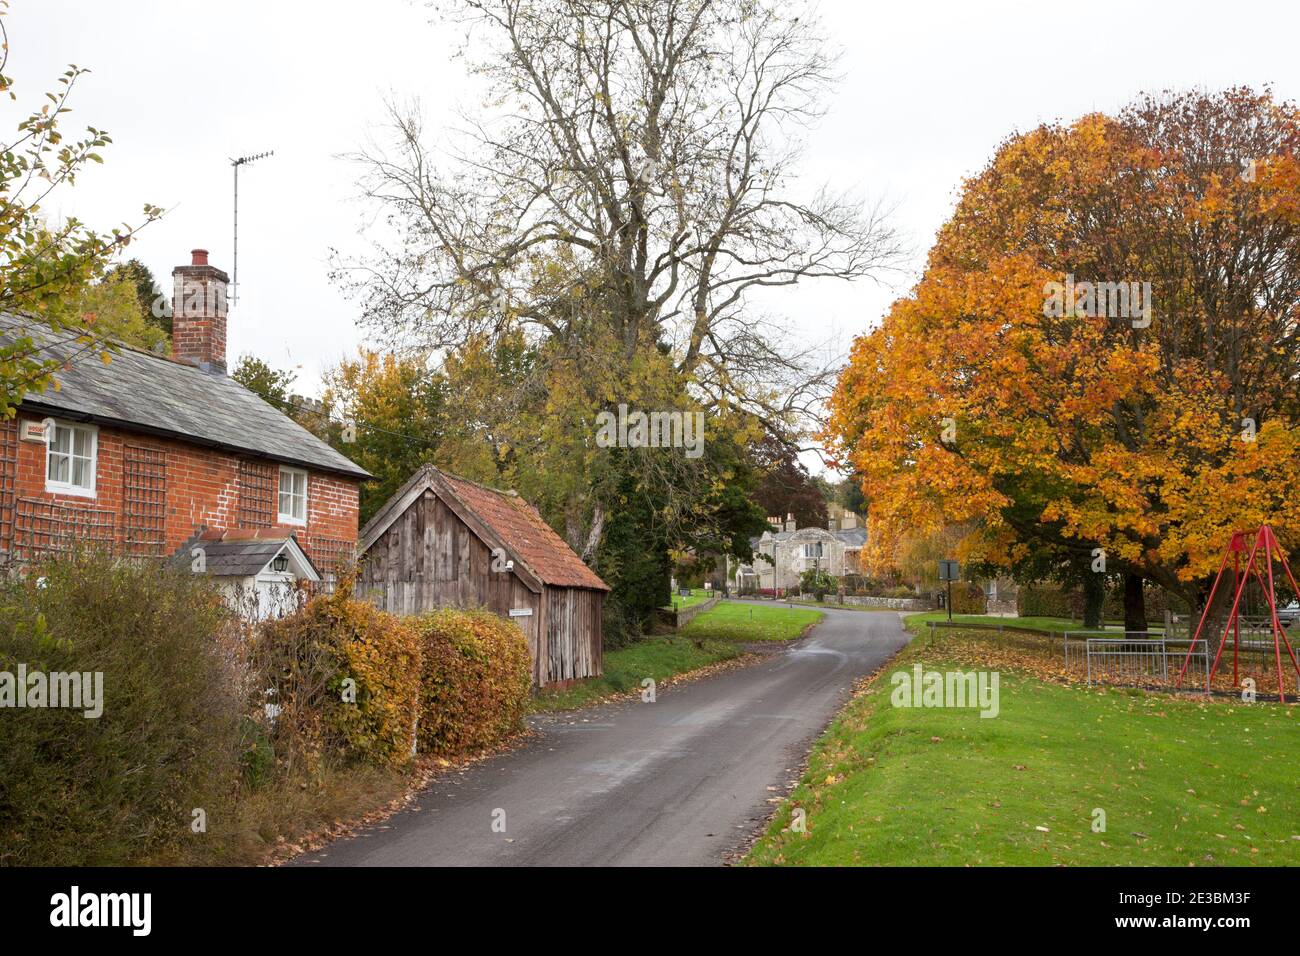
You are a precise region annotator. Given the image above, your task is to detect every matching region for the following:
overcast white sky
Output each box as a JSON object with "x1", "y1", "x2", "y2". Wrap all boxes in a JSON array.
[{"x1": 10, "y1": 0, "x2": 1300, "y2": 469}]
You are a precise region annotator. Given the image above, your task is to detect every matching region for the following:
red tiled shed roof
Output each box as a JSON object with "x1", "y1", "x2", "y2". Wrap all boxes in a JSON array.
[
  {"x1": 439, "y1": 473, "x2": 608, "y2": 592},
  {"x1": 358, "y1": 466, "x2": 609, "y2": 592}
]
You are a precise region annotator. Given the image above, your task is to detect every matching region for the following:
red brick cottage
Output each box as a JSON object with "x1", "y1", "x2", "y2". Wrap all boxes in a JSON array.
[{"x1": 0, "y1": 249, "x2": 370, "y2": 588}]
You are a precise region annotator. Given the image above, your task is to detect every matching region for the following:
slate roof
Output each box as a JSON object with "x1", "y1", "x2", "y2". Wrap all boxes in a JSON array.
[
  {"x1": 168, "y1": 528, "x2": 320, "y2": 579},
  {"x1": 359, "y1": 465, "x2": 610, "y2": 592},
  {"x1": 1, "y1": 313, "x2": 370, "y2": 480},
  {"x1": 749, "y1": 525, "x2": 868, "y2": 550},
  {"x1": 834, "y1": 527, "x2": 868, "y2": 548}
]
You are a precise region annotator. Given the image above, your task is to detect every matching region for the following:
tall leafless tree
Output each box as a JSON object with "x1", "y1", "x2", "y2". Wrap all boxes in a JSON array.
[{"x1": 336, "y1": 0, "x2": 902, "y2": 436}]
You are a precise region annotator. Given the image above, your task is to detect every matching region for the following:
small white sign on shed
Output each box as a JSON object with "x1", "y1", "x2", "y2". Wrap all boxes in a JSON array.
[{"x1": 509, "y1": 608, "x2": 533, "y2": 617}]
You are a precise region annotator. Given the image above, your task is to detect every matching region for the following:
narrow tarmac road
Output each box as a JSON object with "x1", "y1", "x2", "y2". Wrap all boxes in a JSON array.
[{"x1": 295, "y1": 602, "x2": 910, "y2": 867}]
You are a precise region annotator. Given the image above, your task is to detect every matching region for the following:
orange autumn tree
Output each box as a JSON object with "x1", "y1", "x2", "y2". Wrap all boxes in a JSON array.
[{"x1": 828, "y1": 88, "x2": 1300, "y2": 628}]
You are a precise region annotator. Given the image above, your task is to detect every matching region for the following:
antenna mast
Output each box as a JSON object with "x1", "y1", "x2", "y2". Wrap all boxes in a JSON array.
[{"x1": 230, "y1": 150, "x2": 274, "y2": 306}]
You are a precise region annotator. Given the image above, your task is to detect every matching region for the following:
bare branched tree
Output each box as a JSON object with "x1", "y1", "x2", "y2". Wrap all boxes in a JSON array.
[{"x1": 335, "y1": 0, "x2": 902, "y2": 434}]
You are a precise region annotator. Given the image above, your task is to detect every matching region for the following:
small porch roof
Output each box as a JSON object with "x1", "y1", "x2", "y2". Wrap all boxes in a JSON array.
[{"x1": 169, "y1": 528, "x2": 321, "y2": 581}]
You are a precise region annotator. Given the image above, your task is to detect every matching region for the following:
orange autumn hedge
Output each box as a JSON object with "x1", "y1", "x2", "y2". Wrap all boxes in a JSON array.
[
  {"x1": 252, "y1": 592, "x2": 533, "y2": 771},
  {"x1": 414, "y1": 608, "x2": 532, "y2": 756},
  {"x1": 252, "y1": 583, "x2": 421, "y2": 771}
]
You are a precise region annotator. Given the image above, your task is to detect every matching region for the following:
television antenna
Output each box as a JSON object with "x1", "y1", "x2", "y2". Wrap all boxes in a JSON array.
[{"x1": 230, "y1": 150, "x2": 274, "y2": 306}]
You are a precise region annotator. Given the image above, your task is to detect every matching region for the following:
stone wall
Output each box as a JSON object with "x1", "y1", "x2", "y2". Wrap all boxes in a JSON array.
[
  {"x1": 838, "y1": 594, "x2": 934, "y2": 611},
  {"x1": 673, "y1": 593, "x2": 721, "y2": 629}
]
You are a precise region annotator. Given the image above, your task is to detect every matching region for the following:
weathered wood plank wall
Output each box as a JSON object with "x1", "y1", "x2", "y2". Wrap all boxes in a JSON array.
[
  {"x1": 359, "y1": 487, "x2": 603, "y2": 686},
  {"x1": 546, "y1": 587, "x2": 602, "y2": 683}
]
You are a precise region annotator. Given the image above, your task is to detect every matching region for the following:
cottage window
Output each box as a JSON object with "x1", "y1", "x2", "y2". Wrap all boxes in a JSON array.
[
  {"x1": 278, "y1": 466, "x2": 307, "y2": 524},
  {"x1": 803, "y1": 542, "x2": 824, "y2": 559},
  {"x1": 45, "y1": 421, "x2": 97, "y2": 497}
]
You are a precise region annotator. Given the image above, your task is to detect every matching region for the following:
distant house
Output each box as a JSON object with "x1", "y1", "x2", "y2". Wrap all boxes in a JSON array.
[
  {"x1": 732, "y1": 508, "x2": 868, "y2": 594},
  {"x1": 827, "y1": 504, "x2": 867, "y2": 573},
  {"x1": 357, "y1": 465, "x2": 609, "y2": 687},
  {"x1": 0, "y1": 249, "x2": 370, "y2": 604}
]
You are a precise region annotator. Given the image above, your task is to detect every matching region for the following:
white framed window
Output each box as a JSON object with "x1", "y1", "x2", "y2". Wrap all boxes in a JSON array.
[
  {"x1": 45, "y1": 421, "x2": 97, "y2": 497},
  {"x1": 277, "y1": 466, "x2": 308, "y2": 524},
  {"x1": 803, "y1": 542, "x2": 824, "y2": 559}
]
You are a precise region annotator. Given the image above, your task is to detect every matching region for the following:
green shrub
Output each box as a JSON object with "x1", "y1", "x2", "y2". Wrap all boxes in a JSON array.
[
  {"x1": 1017, "y1": 582, "x2": 1190, "y2": 621},
  {"x1": 0, "y1": 553, "x2": 244, "y2": 865},
  {"x1": 601, "y1": 594, "x2": 642, "y2": 649},
  {"x1": 239, "y1": 717, "x2": 276, "y2": 789},
  {"x1": 1106, "y1": 584, "x2": 1191, "y2": 621},
  {"x1": 1017, "y1": 584, "x2": 1076, "y2": 618},
  {"x1": 950, "y1": 582, "x2": 987, "y2": 614},
  {"x1": 414, "y1": 608, "x2": 532, "y2": 757},
  {"x1": 251, "y1": 582, "x2": 420, "y2": 771},
  {"x1": 800, "y1": 568, "x2": 835, "y2": 601},
  {"x1": 880, "y1": 585, "x2": 918, "y2": 599}
]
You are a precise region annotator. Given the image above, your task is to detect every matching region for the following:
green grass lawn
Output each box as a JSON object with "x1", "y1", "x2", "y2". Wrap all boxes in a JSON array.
[
  {"x1": 681, "y1": 599, "x2": 822, "y2": 642},
  {"x1": 666, "y1": 588, "x2": 712, "y2": 610},
  {"x1": 531, "y1": 634, "x2": 743, "y2": 711},
  {"x1": 786, "y1": 597, "x2": 907, "y2": 612},
  {"x1": 532, "y1": 600, "x2": 824, "y2": 711},
  {"x1": 745, "y1": 631, "x2": 1300, "y2": 866},
  {"x1": 902, "y1": 612, "x2": 1167, "y2": 635},
  {"x1": 904, "y1": 612, "x2": 1108, "y2": 634}
]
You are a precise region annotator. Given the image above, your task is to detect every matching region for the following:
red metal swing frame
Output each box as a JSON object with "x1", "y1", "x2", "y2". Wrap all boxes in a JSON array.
[{"x1": 1176, "y1": 525, "x2": 1300, "y2": 702}]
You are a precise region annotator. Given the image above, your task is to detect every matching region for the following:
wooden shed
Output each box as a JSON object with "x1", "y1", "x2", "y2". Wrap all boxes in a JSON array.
[{"x1": 357, "y1": 465, "x2": 609, "y2": 687}]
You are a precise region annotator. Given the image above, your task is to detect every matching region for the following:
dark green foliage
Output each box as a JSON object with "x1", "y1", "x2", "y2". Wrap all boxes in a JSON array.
[
  {"x1": 239, "y1": 718, "x2": 276, "y2": 789},
  {"x1": 597, "y1": 462, "x2": 673, "y2": 647},
  {"x1": 1017, "y1": 582, "x2": 1190, "y2": 622},
  {"x1": 232, "y1": 353, "x2": 297, "y2": 411},
  {"x1": 800, "y1": 567, "x2": 836, "y2": 600}
]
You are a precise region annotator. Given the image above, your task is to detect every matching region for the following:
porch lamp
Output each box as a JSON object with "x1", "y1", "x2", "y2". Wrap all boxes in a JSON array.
[{"x1": 272, "y1": 552, "x2": 289, "y2": 574}]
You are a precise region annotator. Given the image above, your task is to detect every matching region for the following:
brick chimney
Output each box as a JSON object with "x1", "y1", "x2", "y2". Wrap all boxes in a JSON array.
[{"x1": 171, "y1": 249, "x2": 229, "y2": 373}]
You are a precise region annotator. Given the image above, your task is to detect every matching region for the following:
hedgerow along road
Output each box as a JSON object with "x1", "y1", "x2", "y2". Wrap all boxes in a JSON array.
[{"x1": 294, "y1": 602, "x2": 910, "y2": 866}]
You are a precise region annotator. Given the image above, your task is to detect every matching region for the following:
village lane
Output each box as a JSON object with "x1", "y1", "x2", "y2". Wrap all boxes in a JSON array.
[{"x1": 295, "y1": 602, "x2": 910, "y2": 867}]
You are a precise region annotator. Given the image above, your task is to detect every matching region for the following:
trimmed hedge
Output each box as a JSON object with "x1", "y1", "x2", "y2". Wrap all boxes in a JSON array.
[
  {"x1": 1017, "y1": 584, "x2": 1078, "y2": 618},
  {"x1": 414, "y1": 608, "x2": 532, "y2": 757},
  {"x1": 950, "y1": 582, "x2": 988, "y2": 614},
  {"x1": 860, "y1": 585, "x2": 918, "y2": 599},
  {"x1": 251, "y1": 583, "x2": 421, "y2": 771},
  {"x1": 1017, "y1": 583, "x2": 1191, "y2": 621}
]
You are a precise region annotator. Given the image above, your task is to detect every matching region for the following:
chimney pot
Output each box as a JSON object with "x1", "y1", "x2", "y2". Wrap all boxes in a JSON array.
[{"x1": 191, "y1": 248, "x2": 209, "y2": 266}]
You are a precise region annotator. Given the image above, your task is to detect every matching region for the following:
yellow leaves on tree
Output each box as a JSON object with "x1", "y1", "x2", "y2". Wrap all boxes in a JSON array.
[{"x1": 828, "y1": 88, "x2": 1300, "y2": 597}]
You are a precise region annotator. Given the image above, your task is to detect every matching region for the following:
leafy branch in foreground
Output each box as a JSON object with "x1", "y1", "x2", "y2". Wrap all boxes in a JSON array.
[{"x1": 0, "y1": 2, "x2": 161, "y2": 416}]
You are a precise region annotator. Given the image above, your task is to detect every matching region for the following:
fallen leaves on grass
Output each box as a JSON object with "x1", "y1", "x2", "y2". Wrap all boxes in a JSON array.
[{"x1": 922, "y1": 629, "x2": 1300, "y2": 698}]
